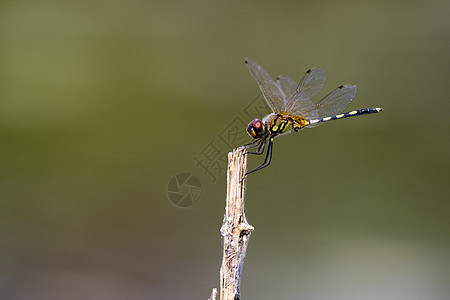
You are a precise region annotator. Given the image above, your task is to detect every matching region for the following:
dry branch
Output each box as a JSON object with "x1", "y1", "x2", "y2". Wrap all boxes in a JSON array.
[
  {"x1": 208, "y1": 288, "x2": 217, "y2": 300},
  {"x1": 210, "y1": 147, "x2": 254, "y2": 300}
]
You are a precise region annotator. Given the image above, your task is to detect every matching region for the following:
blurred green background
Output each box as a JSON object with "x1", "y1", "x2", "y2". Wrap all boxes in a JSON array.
[{"x1": 1, "y1": 0, "x2": 449, "y2": 299}]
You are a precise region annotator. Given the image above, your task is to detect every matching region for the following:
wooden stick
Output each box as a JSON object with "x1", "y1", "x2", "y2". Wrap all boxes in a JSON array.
[
  {"x1": 212, "y1": 146, "x2": 254, "y2": 300},
  {"x1": 208, "y1": 288, "x2": 217, "y2": 300}
]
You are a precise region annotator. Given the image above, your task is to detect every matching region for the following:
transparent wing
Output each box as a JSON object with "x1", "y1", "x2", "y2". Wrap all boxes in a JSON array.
[
  {"x1": 245, "y1": 58, "x2": 285, "y2": 113},
  {"x1": 277, "y1": 74, "x2": 319, "y2": 117},
  {"x1": 289, "y1": 94, "x2": 320, "y2": 119},
  {"x1": 297, "y1": 67, "x2": 327, "y2": 99},
  {"x1": 283, "y1": 67, "x2": 326, "y2": 115},
  {"x1": 276, "y1": 75, "x2": 297, "y2": 100},
  {"x1": 315, "y1": 84, "x2": 357, "y2": 118}
]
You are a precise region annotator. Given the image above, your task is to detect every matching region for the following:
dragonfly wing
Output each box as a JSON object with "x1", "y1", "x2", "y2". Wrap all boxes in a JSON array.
[
  {"x1": 277, "y1": 74, "x2": 318, "y2": 117},
  {"x1": 289, "y1": 96, "x2": 320, "y2": 119},
  {"x1": 315, "y1": 84, "x2": 358, "y2": 118},
  {"x1": 245, "y1": 58, "x2": 285, "y2": 113},
  {"x1": 276, "y1": 75, "x2": 297, "y2": 100},
  {"x1": 283, "y1": 67, "x2": 326, "y2": 115},
  {"x1": 297, "y1": 67, "x2": 327, "y2": 99}
]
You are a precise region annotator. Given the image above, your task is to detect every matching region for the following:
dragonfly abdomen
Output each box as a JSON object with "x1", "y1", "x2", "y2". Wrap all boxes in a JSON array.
[{"x1": 306, "y1": 107, "x2": 383, "y2": 126}]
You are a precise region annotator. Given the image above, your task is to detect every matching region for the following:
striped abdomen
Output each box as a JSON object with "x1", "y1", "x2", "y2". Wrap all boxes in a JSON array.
[{"x1": 306, "y1": 107, "x2": 383, "y2": 126}]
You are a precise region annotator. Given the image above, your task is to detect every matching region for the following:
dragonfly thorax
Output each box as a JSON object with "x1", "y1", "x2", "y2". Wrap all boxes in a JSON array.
[{"x1": 264, "y1": 113, "x2": 308, "y2": 136}]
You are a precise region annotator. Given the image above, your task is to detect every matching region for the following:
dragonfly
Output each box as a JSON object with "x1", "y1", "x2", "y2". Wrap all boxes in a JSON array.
[{"x1": 244, "y1": 58, "x2": 383, "y2": 175}]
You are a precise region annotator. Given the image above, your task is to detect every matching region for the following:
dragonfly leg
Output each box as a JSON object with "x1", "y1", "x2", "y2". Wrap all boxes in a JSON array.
[
  {"x1": 247, "y1": 137, "x2": 266, "y2": 155},
  {"x1": 246, "y1": 138, "x2": 273, "y2": 175},
  {"x1": 244, "y1": 138, "x2": 263, "y2": 149}
]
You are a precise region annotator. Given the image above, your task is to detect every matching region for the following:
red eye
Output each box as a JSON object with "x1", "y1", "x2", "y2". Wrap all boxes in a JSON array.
[
  {"x1": 247, "y1": 119, "x2": 266, "y2": 139},
  {"x1": 252, "y1": 120, "x2": 263, "y2": 130}
]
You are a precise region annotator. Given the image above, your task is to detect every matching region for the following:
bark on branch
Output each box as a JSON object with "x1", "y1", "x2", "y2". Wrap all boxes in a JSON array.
[{"x1": 210, "y1": 147, "x2": 254, "y2": 300}]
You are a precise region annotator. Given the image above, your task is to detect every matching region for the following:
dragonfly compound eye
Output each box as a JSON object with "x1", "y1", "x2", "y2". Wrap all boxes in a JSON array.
[{"x1": 247, "y1": 119, "x2": 266, "y2": 139}]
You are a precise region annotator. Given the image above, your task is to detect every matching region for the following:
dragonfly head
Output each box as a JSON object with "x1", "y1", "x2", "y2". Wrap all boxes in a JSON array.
[{"x1": 247, "y1": 119, "x2": 266, "y2": 139}]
